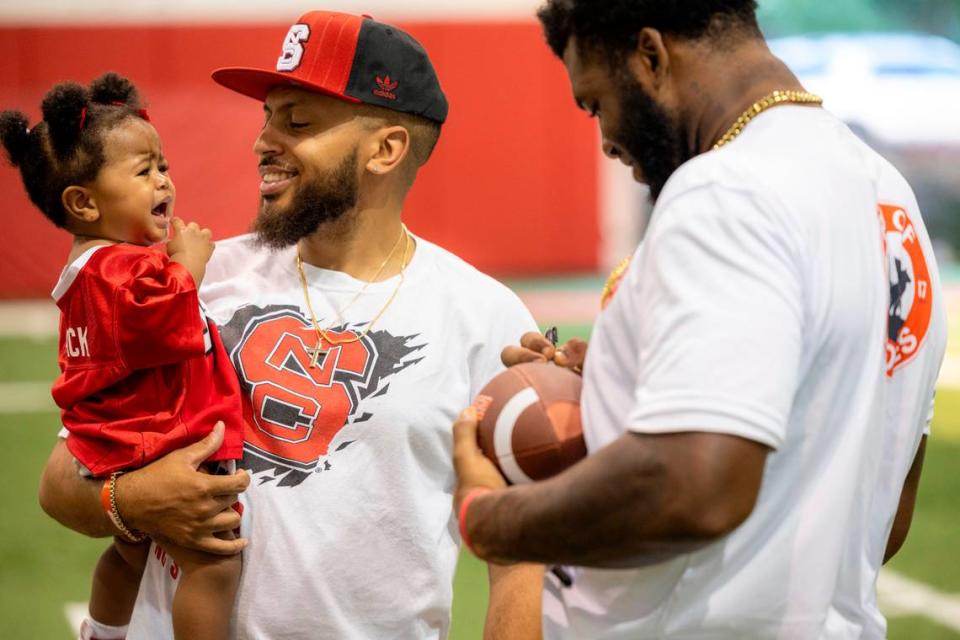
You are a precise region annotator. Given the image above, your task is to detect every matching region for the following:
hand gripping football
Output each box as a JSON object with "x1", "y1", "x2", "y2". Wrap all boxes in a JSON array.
[{"x1": 474, "y1": 362, "x2": 586, "y2": 484}]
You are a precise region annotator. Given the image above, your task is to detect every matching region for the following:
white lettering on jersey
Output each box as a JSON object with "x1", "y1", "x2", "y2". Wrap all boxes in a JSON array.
[
  {"x1": 77, "y1": 326, "x2": 89, "y2": 356},
  {"x1": 66, "y1": 326, "x2": 90, "y2": 357},
  {"x1": 277, "y1": 24, "x2": 310, "y2": 72},
  {"x1": 153, "y1": 543, "x2": 180, "y2": 581}
]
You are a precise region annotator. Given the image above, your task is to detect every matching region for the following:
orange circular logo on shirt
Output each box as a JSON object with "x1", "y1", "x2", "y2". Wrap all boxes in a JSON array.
[{"x1": 880, "y1": 204, "x2": 933, "y2": 376}]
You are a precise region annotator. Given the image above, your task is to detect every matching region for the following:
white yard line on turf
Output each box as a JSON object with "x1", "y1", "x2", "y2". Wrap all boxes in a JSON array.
[
  {"x1": 3, "y1": 377, "x2": 960, "y2": 416},
  {"x1": 878, "y1": 569, "x2": 960, "y2": 631},
  {"x1": 0, "y1": 282, "x2": 958, "y2": 332},
  {"x1": 64, "y1": 602, "x2": 85, "y2": 637},
  {"x1": 0, "y1": 381, "x2": 55, "y2": 413},
  {"x1": 939, "y1": 357, "x2": 960, "y2": 391},
  {"x1": 62, "y1": 569, "x2": 960, "y2": 636},
  {"x1": 3, "y1": 290, "x2": 604, "y2": 334},
  {"x1": 0, "y1": 300, "x2": 58, "y2": 337},
  {"x1": 2, "y1": 281, "x2": 959, "y2": 412}
]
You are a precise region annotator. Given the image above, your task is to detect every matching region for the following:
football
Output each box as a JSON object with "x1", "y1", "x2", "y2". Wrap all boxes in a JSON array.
[{"x1": 473, "y1": 362, "x2": 585, "y2": 484}]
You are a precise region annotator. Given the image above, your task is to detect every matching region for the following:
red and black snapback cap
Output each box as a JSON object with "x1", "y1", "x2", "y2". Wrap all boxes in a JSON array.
[{"x1": 212, "y1": 11, "x2": 448, "y2": 124}]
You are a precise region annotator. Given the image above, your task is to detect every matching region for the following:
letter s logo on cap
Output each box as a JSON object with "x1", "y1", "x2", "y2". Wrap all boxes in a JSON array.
[{"x1": 277, "y1": 24, "x2": 311, "y2": 72}]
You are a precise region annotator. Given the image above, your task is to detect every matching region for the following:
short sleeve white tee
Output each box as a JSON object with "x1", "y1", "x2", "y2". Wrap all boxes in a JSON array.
[
  {"x1": 543, "y1": 107, "x2": 947, "y2": 639},
  {"x1": 128, "y1": 233, "x2": 537, "y2": 640}
]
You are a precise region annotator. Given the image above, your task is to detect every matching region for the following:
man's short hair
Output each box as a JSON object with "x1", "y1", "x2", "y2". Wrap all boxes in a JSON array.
[
  {"x1": 538, "y1": 0, "x2": 760, "y2": 60},
  {"x1": 358, "y1": 104, "x2": 442, "y2": 183}
]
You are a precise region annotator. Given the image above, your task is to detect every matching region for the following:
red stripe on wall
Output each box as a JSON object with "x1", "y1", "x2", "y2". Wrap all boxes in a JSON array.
[{"x1": 0, "y1": 22, "x2": 599, "y2": 298}]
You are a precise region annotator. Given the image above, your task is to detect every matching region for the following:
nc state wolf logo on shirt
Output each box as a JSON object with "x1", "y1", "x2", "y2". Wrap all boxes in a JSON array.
[
  {"x1": 219, "y1": 305, "x2": 425, "y2": 486},
  {"x1": 880, "y1": 204, "x2": 934, "y2": 376}
]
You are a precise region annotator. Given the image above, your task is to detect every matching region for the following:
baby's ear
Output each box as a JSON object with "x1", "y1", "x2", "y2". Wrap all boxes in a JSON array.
[{"x1": 61, "y1": 186, "x2": 100, "y2": 224}]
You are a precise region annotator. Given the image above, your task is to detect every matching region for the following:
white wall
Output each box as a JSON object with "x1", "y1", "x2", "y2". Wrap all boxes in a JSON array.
[{"x1": 0, "y1": 0, "x2": 544, "y2": 24}]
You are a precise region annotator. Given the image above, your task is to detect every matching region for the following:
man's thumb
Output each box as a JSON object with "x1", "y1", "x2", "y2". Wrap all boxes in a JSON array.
[
  {"x1": 452, "y1": 406, "x2": 480, "y2": 456},
  {"x1": 185, "y1": 422, "x2": 225, "y2": 467}
]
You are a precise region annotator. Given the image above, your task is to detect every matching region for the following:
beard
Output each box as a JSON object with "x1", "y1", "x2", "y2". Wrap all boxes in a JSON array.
[
  {"x1": 253, "y1": 148, "x2": 360, "y2": 249},
  {"x1": 612, "y1": 71, "x2": 688, "y2": 201}
]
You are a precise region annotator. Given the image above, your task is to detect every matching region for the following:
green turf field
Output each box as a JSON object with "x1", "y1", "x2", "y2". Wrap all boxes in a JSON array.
[{"x1": 1, "y1": 329, "x2": 958, "y2": 639}]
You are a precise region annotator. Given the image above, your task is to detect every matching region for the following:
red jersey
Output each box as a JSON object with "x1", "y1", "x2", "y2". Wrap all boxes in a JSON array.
[{"x1": 51, "y1": 244, "x2": 244, "y2": 477}]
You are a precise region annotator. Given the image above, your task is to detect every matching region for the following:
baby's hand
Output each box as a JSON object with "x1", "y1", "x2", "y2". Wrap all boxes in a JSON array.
[
  {"x1": 167, "y1": 218, "x2": 215, "y2": 286},
  {"x1": 167, "y1": 218, "x2": 214, "y2": 263}
]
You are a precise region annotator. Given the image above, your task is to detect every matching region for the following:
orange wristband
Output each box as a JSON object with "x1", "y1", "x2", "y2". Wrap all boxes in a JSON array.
[
  {"x1": 100, "y1": 478, "x2": 113, "y2": 515},
  {"x1": 458, "y1": 487, "x2": 492, "y2": 557}
]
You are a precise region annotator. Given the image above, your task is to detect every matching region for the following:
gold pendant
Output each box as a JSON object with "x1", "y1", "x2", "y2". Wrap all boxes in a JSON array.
[{"x1": 307, "y1": 341, "x2": 327, "y2": 369}]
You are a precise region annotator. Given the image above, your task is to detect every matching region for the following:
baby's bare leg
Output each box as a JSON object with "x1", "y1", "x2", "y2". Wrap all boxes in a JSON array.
[
  {"x1": 88, "y1": 538, "x2": 150, "y2": 625},
  {"x1": 163, "y1": 538, "x2": 242, "y2": 640}
]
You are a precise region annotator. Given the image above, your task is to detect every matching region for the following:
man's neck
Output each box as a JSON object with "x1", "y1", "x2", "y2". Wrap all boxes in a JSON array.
[
  {"x1": 683, "y1": 43, "x2": 812, "y2": 155},
  {"x1": 297, "y1": 205, "x2": 411, "y2": 282}
]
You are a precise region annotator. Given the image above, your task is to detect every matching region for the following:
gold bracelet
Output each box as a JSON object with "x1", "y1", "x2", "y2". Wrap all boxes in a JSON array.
[{"x1": 107, "y1": 472, "x2": 147, "y2": 544}]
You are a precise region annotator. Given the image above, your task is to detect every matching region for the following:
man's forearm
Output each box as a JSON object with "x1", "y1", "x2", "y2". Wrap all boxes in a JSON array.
[
  {"x1": 467, "y1": 432, "x2": 766, "y2": 567},
  {"x1": 39, "y1": 426, "x2": 250, "y2": 555},
  {"x1": 38, "y1": 439, "x2": 116, "y2": 538},
  {"x1": 469, "y1": 436, "x2": 689, "y2": 566},
  {"x1": 485, "y1": 563, "x2": 544, "y2": 640}
]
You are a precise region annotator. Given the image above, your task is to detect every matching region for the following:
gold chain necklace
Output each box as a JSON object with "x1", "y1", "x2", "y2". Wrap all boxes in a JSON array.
[
  {"x1": 713, "y1": 90, "x2": 823, "y2": 150},
  {"x1": 313, "y1": 223, "x2": 406, "y2": 324},
  {"x1": 296, "y1": 224, "x2": 411, "y2": 368},
  {"x1": 599, "y1": 91, "x2": 822, "y2": 310}
]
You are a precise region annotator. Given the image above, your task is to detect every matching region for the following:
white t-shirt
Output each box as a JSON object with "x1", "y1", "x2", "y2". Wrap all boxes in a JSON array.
[
  {"x1": 542, "y1": 107, "x2": 947, "y2": 639},
  {"x1": 128, "y1": 233, "x2": 537, "y2": 640}
]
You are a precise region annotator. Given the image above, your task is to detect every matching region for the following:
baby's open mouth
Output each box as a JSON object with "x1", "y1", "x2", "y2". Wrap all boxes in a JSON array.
[{"x1": 152, "y1": 201, "x2": 169, "y2": 216}]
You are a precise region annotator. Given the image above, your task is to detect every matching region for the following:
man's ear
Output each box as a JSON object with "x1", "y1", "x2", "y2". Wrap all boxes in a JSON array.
[
  {"x1": 627, "y1": 27, "x2": 671, "y2": 96},
  {"x1": 365, "y1": 126, "x2": 411, "y2": 176},
  {"x1": 61, "y1": 186, "x2": 100, "y2": 224}
]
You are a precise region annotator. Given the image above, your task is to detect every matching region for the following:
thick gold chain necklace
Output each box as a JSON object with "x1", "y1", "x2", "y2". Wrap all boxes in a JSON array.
[
  {"x1": 296, "y1": 224, "x2": 410, "y2": 368},
  {"x1": 601, "y1": 91, "x2": 823, "y2": 310},
  {"x1": 713, "y1": 90, "x2": 823, "y2": 150}
]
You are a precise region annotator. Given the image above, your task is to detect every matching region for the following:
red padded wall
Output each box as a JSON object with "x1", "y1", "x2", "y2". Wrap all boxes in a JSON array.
[{"x1": 0, "y1": 22, "x2": 599, "y2": 298}]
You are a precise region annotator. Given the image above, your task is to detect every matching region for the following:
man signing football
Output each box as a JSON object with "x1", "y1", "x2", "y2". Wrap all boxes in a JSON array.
[{"x1": 453, "y1": 1, "x2": 947, "y2": 638}]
